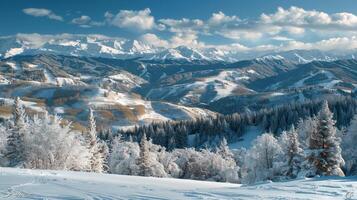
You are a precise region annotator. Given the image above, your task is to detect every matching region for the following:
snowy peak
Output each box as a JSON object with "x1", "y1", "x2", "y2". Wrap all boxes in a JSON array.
[
  {"x1": 0, "y1": 34, "x2": 239, "y2": 62},
  {"x1": 1, "y1": 34, "x2": 357, "y2": 63},
  {"x1": 258, "y1": 49, "x2": 357, "y2": 64}
]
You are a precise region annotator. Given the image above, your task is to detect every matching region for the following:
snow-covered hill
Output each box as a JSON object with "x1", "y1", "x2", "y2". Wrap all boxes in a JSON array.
[{"x1": 0, "y1": 167, "x2": 356, "y2": 199}]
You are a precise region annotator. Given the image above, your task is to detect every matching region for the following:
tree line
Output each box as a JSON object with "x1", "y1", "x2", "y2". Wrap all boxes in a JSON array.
[
  {"x1": 0, "y1": 98, "x2": 356, "y2": 184},
  {"x1": 117, "y1": 96, "x2": 357, "y2": 149}
]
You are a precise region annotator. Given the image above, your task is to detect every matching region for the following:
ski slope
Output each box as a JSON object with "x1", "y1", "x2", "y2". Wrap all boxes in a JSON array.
[{"x1": 0, "y1": 167, "x2": 356, "y2": 199}]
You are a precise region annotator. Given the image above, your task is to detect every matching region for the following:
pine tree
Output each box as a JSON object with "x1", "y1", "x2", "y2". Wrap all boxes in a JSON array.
[
  {"x1": 13, "y1": 97, "x2": 26, "y2": 129},
  {"x1": 341, "y1": 115, "x2": 357, "y2": 175},
  {"x1": 279, "y1": 126, "x2": 304, "y2": 178},
  {"x1": 87, "y1": 108, "x2": 105, "y2": 173},
  {"x1": 306, "y1": 101, "x2": 345, "y2": 177},
  {"x1": 217, "y1": 137, "x2": 233, "y2": 160},
  {"x1": 138, "y1": 133, "x2": 151, "y2": 176},
  {"x1": 6, "y1": 97, "x2": 26, "y2": 167}
]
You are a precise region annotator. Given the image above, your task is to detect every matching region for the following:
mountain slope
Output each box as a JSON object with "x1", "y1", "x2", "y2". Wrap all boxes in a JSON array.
[
  {"x1": 0, "y1": 167, "x2": 355, "y2": 200},
  {"x1": 0, "y1": 55, "x2": 216, "y2": 130}
]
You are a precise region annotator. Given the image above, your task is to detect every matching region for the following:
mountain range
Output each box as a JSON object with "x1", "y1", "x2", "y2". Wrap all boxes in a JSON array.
[
  {"x1": 0, "y1": 34, "x2": 357, "y2": 130},
  {"x1": 1, "y1": 34, "x2": 357, "y2": 63}
]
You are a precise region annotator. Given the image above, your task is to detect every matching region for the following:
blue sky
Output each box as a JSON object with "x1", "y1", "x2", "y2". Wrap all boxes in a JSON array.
[{"x1": 1, "y1": 0, "x2": 357, "y2": 51}]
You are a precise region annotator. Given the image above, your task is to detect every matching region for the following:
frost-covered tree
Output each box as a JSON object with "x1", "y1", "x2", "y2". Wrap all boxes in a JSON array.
[
  {"x1": 304, "y1": 101, "x2": 345, "y2": 177},
  {"x1": 23, "y1": 113, "x2": 90, "y2": 170},
  {"x1": 342, "y1": 116, "x2": 357, "y2": 175},
  {"x1": 138, "y1": 133, "x2": 151, "y2": 176},
  {"x1": 242, "y1": 133, "x2": 282, "y2": 183},
  {"x1": 169, "y1": 148, "x2": 239, "y2": 182},
  {"x1": 109, "y1": 136, "x2": 140, "y2": 175},
  {"x1": 13, "y1": 97, "x2": 26, "y2": 129},
  {"x1": 296, "y1": 117, "x2": 317, "y2": 149},
  {"x1": 217, "y1": 137, "x2": 233, "y2": 160},
  {"x1": 5, "y1": 97, "x2": 27, "y2": 167},
  {"x1": 86, "y1": 109, "x2": 106, "y2": 173},
  {"x1": 279, "y1": 127, "x2": 304, "y2": 178},
  {"x1": 0, "y1": 123, "x2": 9, "y2": 166},
  {"x1": 157, "y1": 148, "x2": 182, "y2": 178},
  {"x1": 137, "y1": 133, "x2": 167, "y2": 177}
]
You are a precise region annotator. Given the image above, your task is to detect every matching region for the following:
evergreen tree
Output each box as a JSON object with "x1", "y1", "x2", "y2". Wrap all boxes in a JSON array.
[
  {"x1": 13, "y1": 97, "x2": 26, "y2": 128},
  {"x1": 305, "y1": 101, "x2": 345, "y2": 177},
  {"x1": 138, "y1": 133, "x2": 151, "y2": 176},
  {"x1": 87, "y1": 108, "x2": 105, "y2": 173},
  {"x1": 6, "y1": 97, "x2": 26, "y2": 167},
  {"x1": 341, "y1": 116, "x2": 357, "y2": 175},
  {"x1": 279, "y1": 126, "x2": 304, "y2": 178},
  {"x1": 217, "y1": 137, "x2": 234, "y2": 160}
]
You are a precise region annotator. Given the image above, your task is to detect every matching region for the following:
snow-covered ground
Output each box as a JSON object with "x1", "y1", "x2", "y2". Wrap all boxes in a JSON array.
[{"x1": 1, "y1": 167, "x2": 356, "y2": 200}]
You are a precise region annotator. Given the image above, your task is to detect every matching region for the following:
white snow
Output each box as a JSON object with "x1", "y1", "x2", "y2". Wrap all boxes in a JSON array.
[
  {"x1": 293, "y1": 70, "x2": 341, "y2": 89},
  {"x1": 199, "y1": 70, "x2": 249, "y2": 101},
  {"x1": 100, "y1": 44, "x2": 122, "y2": 55},
  {"x1": 229, "y1": 126, "x2": 262, "y2": 149},
  {"x1": 247, "y1": 69, "x2": 257, "y2": 74},
  {"x1": 26, "y1": 63, "x2": 38, "y2": 68},
  {"x1": 108, "y1": 72, "x2": 146, "y2": 87},
  {"x1": 43, "y1": 69, "x2": 56, "y2": 84},
  {"x1": 55, "y1": 77, "x2": 78, "y2": 86},
  {"x1": 58, "y1": 40, "x2": 80, "y2": 47},
  {"x1": 0, "y1": 75, "x2": 9, "y2": 85},
  {"x1": 0, "y1": 167, "x2": 356, "y2": 200},
  {"x1": 5, "y1": 62, "x2": 20, "y2": 70},
  {"x1": 269, "y1": 92, "x2": 285, "y2": 97},
  {"x1": 4, "y1": 47, "x2": 24, "y2": 58}
]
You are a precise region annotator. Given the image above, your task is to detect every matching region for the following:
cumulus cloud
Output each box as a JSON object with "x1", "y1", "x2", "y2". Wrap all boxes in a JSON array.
[
  {"x1": 159, "y1": 18, "x2": 204, "y2": 34},
  {"x1": 23, "y1": 8, "x2": 63, "y2": 21},
  {"x1": 261, "y1": 6, "x2": 357, "y2": 33},
  {"x1": 169, "y1": 32, "x2": 205, "y2": 48},
  {"x1": 71, "y1": 15, "x2": 104, "y2": 28},
  {"x1": 208, "y1": 11, "x2": 240, "y2": 25},
  {"x1": 157, "y1": 6, "x2": 357, "y2": 44},
  {"x1": 139, "y1": 33, "x2": 169, "y2": 47},
  {"x1": 139, "y1": 32, "x2": 205, "y2": 48},
  {"x1": 72, "y1": 15, "x2": 91, "y2": 25},
  {"x1": 106, "y1": 8, "x2": 155, "y2": 31},
  {"x1": 159, "y1": 11, "x2": 279, "y2": 41}
]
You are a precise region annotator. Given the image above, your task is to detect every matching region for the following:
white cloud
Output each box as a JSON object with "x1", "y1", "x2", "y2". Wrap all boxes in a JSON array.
[
  {"x1": 72, "y1": 15, "x2": 91, "y2": 25},
  {"x1": 157, "y1": 7, "x2": 357, "y2": 44},
  {"x1": 261, "y1": 7, "x2": 331, "y2": 26},
  {"x1": 139, "y1": 33, "x2": 169, "y2": 47},
  {"x1": 247, "y1": 36, "x2": 357, "y2": 52},
  {"x1": 169, "y1": 33, "x2": 205, "y2": 48},
  {"x1": 23, "y1": 8, "x2": 63, "y2": 21},
  {"x1": 271, "y1": 36, "x2": 293, "y2": 41},
  {"x1": 71, "y1": 15, "x2": 104, "y2": 28},
  {"x1": 106, "y1": 8, "x2": 155, "y2": 31},
  {"x1": 261, "y1": 6, "x2": 357, "y2": 32},
  {"x1": 159, "y1": 12, "x2": 265, "y2": 41},
  {"x1": 208, "y1": 11, "x2": 240, "y2": 25},
  {"x1": 159, "y1": 18, "x2": 204, "y2": 34}
]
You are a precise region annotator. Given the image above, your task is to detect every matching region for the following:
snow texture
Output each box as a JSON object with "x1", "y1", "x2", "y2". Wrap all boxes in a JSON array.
[{"x1": 0, "y1": 167, "x2": 356, "y2": 199}]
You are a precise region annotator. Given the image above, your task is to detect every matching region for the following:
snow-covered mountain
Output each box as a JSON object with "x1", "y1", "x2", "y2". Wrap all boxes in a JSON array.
[
  {"x1": 257, "y1": 49, "x2": 357, "y2": 64},
  {"x1": 2, "y1": 34, "x2": 356, "y2": 63},
  {"x1": 0, "y1": 34, "x2": 237, "y2": 62}
]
